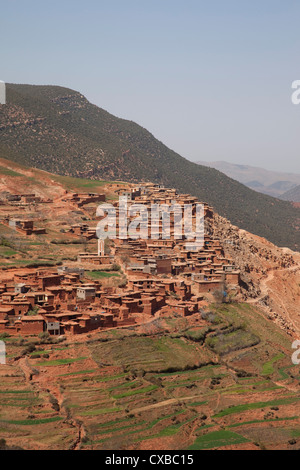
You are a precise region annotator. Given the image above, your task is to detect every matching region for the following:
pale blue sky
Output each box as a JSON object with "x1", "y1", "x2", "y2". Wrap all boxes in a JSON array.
[{"x1": 1, "y1": 0, "x2": 300, "y2": 173}]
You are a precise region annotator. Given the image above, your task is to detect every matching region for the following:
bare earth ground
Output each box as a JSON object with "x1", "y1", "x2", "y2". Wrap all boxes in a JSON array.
[
  {"x1": 1, "y1": 301, "x2": 299, "y2": 450},
  {"x1": 0, "y1": 158, "x2": 299, "y2": 450}
]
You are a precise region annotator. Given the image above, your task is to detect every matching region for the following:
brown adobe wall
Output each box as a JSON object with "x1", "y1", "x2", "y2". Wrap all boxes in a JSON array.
[
  {"x1": 197, "y1": 280, "x2": 223, "y2": 293},
  {"x1": 225, "y1": 272, "x2": 240, "y2": 285},
  {"x1": 19, "y1": 321, "x2": 44, "y2": 335}
]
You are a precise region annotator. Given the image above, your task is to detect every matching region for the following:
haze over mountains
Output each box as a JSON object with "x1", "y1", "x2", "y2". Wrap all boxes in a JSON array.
[
  {"x1": 280, "y1": 184, "x2": 300, "y2": 203},
  {"x1": 0, "y1": 84, "x2": 300, "y2": 452},
  {"x1": 0, "y1": 83, "x2": 299, "y2": 250},
  {"x1": 197, "y1": 161, "x2": 300, "y2": 199}
]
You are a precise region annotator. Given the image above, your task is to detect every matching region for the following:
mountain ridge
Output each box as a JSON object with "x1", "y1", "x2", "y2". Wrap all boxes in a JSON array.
[
  {"x1": 197, "y1": 160, "x2": 300, "y2": 198},
  {"x1": 0, "y1": 83, "x2": 299, "y2": 250},
  {"x1": 280, "y1": 184, "x2": 300, "y2": 203}
]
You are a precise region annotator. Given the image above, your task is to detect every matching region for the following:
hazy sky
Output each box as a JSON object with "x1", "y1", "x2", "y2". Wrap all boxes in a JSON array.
[{"x1": 1, "y1": 0, "x2": 300, "y2": 173}]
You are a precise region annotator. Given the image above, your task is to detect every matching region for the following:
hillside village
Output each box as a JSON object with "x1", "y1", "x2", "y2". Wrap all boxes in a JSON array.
[
  {"x1": 1, "y1": 8, "x2": 300, "y2": 451},
  {"x1": 0, "y1": 182, "x2": 241, "y2": 337},
  {"x1": 0, "y1": 163, "x2": 299, "y2": 452}
]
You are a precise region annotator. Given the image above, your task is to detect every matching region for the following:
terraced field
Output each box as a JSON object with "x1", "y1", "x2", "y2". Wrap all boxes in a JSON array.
[{"x1": 0, "y1": 303, "x2": 299, "y2": 450}]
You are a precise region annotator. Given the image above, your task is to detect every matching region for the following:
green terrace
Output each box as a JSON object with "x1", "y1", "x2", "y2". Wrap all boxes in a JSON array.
[
  {"x1": 85, "y1": 270, "x2": 120, "y2": 279},
  {"x1": 213, "y1": 396, "x2": 300, "y2": 418},
  {"x1": 188, "y1": 430, "x2": 250, "y2": 450},
  {"x1": 49, "y1": 173, "x2": 124, "y2": 193}
]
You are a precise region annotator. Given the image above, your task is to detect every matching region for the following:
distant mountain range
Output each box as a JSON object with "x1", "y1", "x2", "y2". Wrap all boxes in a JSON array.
[
  {"x1": 280, "y1": 184, "x2": 300, "y2": 203},
  {"x1": 0, "y1": 83, "x2": 299, "y2": 250},
  {"x1": 197, "y1": 160, "x2": 300, "y2": 199}
]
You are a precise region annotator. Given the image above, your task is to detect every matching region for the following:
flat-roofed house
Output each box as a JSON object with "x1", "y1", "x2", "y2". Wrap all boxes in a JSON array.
[
  {"x1": 77, "y1": 286, "x2": 96, "y2": 300},
  {"x1": 20, "y1": 315, "x2": 45, "y2": 335}
]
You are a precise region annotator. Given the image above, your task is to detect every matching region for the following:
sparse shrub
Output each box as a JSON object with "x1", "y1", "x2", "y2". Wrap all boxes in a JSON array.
[
  {"x1": 212, "y1": 289, "x2": 227, "y2": 304},
  {"x1": 38, "y1": 331, "x2": 50, "y2": 341},
  {"x1": 111, "y1": 263, "x2": 121, "y2": 272},
  {"x1": 22, "y1": 344, "x2": 36, "y2": 355},
  {"x1": 0, "y1": 332, "x2": 10, "y2": 339},
  {"x1": 27, "y1": 306, "x2": 40, "y2": 316},
  {"x1": 117, "y1": 277, "x2": 127, "y2": 288},
  {"x1": 0, "y1": 439, "x2": 7, "y2": 450},
  {"x1": 121, "y1": 254, "x2": 130, "y2": 265}
]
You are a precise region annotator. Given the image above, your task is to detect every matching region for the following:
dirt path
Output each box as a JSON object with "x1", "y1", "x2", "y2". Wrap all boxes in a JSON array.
[
  {"x1": 247, "y1": 264, "x2": 300, "y2": 333},
  {"x1": 130, "y1": 395, "x2": 207, "y2": 414}
]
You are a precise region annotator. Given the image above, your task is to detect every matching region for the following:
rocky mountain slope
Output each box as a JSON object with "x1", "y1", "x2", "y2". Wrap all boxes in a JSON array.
[
  {"x1": 0, "y1": 84, "x2": 299, "y2": 250},
  {"x1": 212, "y1": 214, "x2": 300, "y2": 334}
]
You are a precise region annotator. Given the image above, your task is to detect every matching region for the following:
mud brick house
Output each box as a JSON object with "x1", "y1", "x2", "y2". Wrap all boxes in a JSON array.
[
  {"x1": 6, "y1": 298, "x2": 32, "y2": 317},
  {"x1": 69, "y1": 224, "x2": 97, "y2": 240},
  {"x1": 0, "y1": 292, "x2": 17, "y2": 304},
  {"x1": 46, "y1": 321, "x2": 60, "y2": 336},
  {"x1": 14, "y1": 271, "x2": 39, "y2": 285},
  {"x1": 195, "y1": 279, "x2": 224, "y2": 293},
  {"x1": 14, "y1": 283, "x2": 28, "y2": 294},
  {"x1": 5, "y1": 218, "x2": 46, "y2": 235},
  {"x1": 115, "y1": 187, "x2": 142, "y2": 201},
  {"x1": 128, "y1": 278, "x2": 160, "y2": 291},
  {"x1": 0, "y1": 307, "x2": 14, "y2": 321},
  {"x1": 77, "y1": 286, "x2": 96, "y2": 300},
  {"x1": 170, "y1": 302, "x2": 198, "y2": 317},
  {"x1": 156, "y1": 257, "x2": 172, "y2": 274},
  {"x1": 77, "y1": 253, "x2": 112, "y2": 265},
  {"x1": 49, "y1": 312, "x2": 103, "y2": 334},
  {"x1": 69, "y1": 192, "x2": 106, "y2": 207},
  {"x1": 8, "y1": 218, "x2": 33, "y2": 234},
  {"x1": 20, "y1": 194, "x2": 41, "y2": 204},
  {"x1": 6, "y1": 194, "x2": 21, "y2": 202},
  {"x1": 46, "y1": 286, "x2": 76, "y2": 304},
  {"x1": 57, "y1": 266, "x2": 84, "y2": 279},
  {"x1": 223, "y1": 270, "x2": 240, "y2": 285},
  {"x1": 173, "y1": 281, "x2": 192, "y2": 300},
  {"x1": 127, "y1": 255, "x2": 172, "y2": 275},
  {"x1": 0, "y1": 318, "x2": 10, "y2": 333},
  {"x1": 20, "y1": 292, "x2": 54, "y2": 312},
  {"x1": 0, "y1": 319, "x2": 9, "y2": 332},
  {"x1": 126, "y1": 263, "x2": 151, "y2": 276},
  {"x1": 139, "y1": 293, "x2": 166, "y2": 315},
  {"x1": 0, "y1": 314, "x2": 45, "y2": 336},
  {"x1": 17, "y1": 315, "x2": 45, "y2": 335},
  {"x1": 38, "y1": 274, "x2": 63, "y2": 291},
  {"x1": 44, "y1": 310, "x2": 115, "y2": 335}
]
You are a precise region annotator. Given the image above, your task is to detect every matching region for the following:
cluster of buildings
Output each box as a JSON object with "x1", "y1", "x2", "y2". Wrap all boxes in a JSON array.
[
  {"x1": 112, "y1": 183, "x2": 240, "y2": 291},
  {"x1": 0, "y1": 182, "x2": 241, "y2": 337},
  {"x1": 3, "y1": 218, "x2": 46, "y2": 236},
  {"x1": 61, "y1": 192, "x2": 106, "y2": 208},
  {"x1": 0, "y1": 265, "x2": 204, "y2": 336}
]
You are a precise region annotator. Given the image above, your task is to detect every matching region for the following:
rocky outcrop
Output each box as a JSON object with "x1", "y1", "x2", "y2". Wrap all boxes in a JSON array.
[{"x1": 213, "y1": 213, "x2": 300, "y2": 334}]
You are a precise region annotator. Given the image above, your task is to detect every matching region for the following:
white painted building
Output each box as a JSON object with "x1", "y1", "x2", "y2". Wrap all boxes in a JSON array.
[{"x1": 0, "y1": 81, "x2": 6, "y2": 105}]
